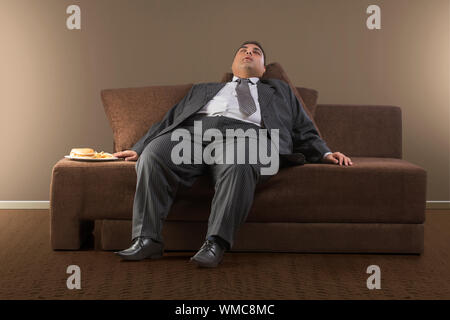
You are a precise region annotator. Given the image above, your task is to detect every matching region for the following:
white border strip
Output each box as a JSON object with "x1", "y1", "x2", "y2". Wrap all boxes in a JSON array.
[{"x1": 0, "y1": 201, "x2": 448, "y2": 210}]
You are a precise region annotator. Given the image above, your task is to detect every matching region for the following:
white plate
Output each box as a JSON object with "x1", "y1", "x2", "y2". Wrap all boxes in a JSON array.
[{"x1": 65, "y1": 155, "x2": 120, "y2": 161}]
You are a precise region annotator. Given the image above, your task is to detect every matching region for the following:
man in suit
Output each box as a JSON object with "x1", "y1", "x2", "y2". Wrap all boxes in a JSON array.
[{"x1": 114, "y1": 41, "x2": 353, "y2": 267}]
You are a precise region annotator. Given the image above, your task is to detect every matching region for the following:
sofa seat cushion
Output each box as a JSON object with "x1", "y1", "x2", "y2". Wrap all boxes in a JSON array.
[{"x1": 51, "y1": 157, "x2": 425, "y2": 224}]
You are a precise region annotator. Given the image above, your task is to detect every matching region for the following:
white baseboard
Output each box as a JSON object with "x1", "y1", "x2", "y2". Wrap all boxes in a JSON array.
[
  {"x1": 426, "y1": 201, "x2": 450, "y2": 209},
  {"x1": 0, "y1": 201, "x2": 449, "y2": 210},
  {"x1": 0, "y1": 201, "x2": 50, "y2": 209}
]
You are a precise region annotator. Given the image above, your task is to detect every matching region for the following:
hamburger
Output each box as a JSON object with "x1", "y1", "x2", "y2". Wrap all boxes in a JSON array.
[{"x1": 70, "y1": 148, "x2": 96, "y2": 158}]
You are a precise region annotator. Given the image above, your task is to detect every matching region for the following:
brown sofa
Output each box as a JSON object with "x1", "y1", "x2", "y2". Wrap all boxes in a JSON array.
[{"x1": 50, "y1": 79, "x2": 427, "y2": 254}]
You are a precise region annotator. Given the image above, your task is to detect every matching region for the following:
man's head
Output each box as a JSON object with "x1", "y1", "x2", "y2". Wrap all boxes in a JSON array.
[{"x1": 231, "y1": 41, "x2": 266, "y2": 79}]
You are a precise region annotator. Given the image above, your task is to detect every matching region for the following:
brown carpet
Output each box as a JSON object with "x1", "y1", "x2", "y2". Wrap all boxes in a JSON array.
[{"x1": 0, "y1": 209, "x2": 449, "y2": 300}]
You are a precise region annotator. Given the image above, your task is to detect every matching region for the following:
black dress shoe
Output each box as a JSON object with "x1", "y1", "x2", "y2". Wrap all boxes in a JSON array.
[
  {"x1": 190, "y1": 240, "x2": 225, "y2": 268},
  {"x1": 115, "y1": 237, "x2": 163, "y2": 261}
]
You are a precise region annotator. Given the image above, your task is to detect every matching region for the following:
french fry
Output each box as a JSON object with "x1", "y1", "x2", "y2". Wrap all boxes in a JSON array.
[
  {"x1": 93, "y1": 151, "x2": 114, "y2": 159},
  {"x1": 70, "y1": 148, "x2": 115, "y2": 159}
]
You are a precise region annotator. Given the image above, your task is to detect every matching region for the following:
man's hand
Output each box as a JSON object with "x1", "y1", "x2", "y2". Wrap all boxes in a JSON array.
[
  {"x1": 113, "y1": 150, "x2": 139, "y2": 161},
  {"x1": 322, "y1": 152, "x2": 353, "y2": 166}
]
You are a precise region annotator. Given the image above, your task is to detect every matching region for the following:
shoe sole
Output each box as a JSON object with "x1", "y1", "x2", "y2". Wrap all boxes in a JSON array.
[
  {"x1": 190, "y1": 256, "x2": 222, "y2": 268},
  {"x1": 115, "y1": 250, "x2": 164, "y2": 261}
]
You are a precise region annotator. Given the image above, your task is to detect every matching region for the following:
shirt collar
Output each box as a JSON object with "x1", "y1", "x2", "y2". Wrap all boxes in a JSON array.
[{"x1": 232, "y1": 75, "x2": 260, "y2": 85}]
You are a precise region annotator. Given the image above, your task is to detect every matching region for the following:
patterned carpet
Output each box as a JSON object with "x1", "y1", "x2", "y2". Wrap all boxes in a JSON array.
[{"x1": 0, "y1": 210, "x2": 449, "y2": 300}]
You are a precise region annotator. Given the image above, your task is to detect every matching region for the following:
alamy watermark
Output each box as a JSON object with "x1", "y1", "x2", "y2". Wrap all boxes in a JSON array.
[
  {"x1": 366, "y1": 265, "x2": 381, "y2": 290},
  {"x1": 170, "y1": 120, "x2": 280, "y2": 175},
  {"x1": 66, "y1": 265, "x2": 81, "y2": 290},
  {"x1": 66, "y1": 5, "x2": 81, "y2": 30},
  {"x1": 366, "y1": 5, "x2": 381, "y2": 30}
]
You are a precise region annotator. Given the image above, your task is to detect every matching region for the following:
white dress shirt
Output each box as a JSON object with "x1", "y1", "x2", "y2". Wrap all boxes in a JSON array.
[
  {"x1": 197, "y1": 75, "x2": 332, "y2": 159},
  {"x1": 197, "y1": 75, "x2": 262, "y2": 126}
]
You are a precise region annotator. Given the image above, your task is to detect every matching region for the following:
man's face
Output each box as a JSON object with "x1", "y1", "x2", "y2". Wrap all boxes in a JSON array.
[{"x1": 231, "y1": 43, "x2": 266, "y2": 78}]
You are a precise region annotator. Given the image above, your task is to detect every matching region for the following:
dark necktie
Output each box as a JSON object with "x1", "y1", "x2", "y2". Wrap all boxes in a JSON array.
[{"x1": 236, "y1": 78, "x2": 257, "y2": 116}]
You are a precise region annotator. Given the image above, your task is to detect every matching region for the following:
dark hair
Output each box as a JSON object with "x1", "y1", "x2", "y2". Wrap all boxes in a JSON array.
[{"x1": 234, "y1": 40, "x2": 266, "y2": 66}]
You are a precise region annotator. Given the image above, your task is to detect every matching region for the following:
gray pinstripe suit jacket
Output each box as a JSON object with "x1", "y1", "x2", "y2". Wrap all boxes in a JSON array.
[{"x1": 131, "y1": 78, "x2": 331, "y2": 164}]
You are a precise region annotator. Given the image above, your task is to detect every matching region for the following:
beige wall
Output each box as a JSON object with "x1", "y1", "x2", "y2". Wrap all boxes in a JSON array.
[{"x1": 0, "y1": 0, "x2": 448, "y2": 201}]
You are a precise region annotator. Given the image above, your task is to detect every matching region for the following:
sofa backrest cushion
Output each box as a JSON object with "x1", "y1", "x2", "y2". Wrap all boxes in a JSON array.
[
  {"x1": 101, "y1": 84, "x2": 193, "y2": 152},
  {"x1": 221, "y1": 62, "x2": 322, "y2": 137},
  {"x1": 295, "y1": 87, "x2": 318, "y2": 118},
  {"x1": 102, "y1": 63, "x2": 322, "y2": 152}
]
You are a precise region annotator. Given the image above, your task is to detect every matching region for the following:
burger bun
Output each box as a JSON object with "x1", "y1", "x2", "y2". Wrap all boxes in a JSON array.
[{"x1": 70, "y1": 148, "x2": 96, "y2": 158}]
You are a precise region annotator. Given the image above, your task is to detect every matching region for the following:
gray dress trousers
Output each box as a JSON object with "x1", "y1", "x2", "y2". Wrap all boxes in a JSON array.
[{"x1": 131, "y1": 114, "x2": 278, "y2": 249}]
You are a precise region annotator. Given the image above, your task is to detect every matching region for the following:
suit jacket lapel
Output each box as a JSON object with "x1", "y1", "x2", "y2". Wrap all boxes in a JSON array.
[
  {"x1": 205, "y1": 82, "x2": 227, "y2": 103},
  {"x1": 184, "y1": 82, "x2": 226, "y2": 115}
]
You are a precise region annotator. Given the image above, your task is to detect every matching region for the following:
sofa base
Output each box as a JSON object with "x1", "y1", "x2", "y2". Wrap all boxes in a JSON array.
[{"x1": 94, "y1": 220, "x2": 424, "y2": 254}]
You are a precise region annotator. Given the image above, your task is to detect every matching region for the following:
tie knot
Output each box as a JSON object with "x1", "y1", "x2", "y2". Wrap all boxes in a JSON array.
[{"x1": 237, "y1": 78, "x2": 252, "y2": 85}]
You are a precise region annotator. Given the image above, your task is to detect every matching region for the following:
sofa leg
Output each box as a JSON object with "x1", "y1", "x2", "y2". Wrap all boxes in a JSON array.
[
  {"x1": 79, "y1": 220, "x2": 95, "y2": 249},
  {"x1": 51, "y1": 213, "x2": 94, "y2": 250}
]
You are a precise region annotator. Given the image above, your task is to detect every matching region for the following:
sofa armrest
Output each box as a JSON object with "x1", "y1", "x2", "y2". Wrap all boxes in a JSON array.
[{"x1": 314, "y1": 104, "x2": 402, "y2": 158}]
